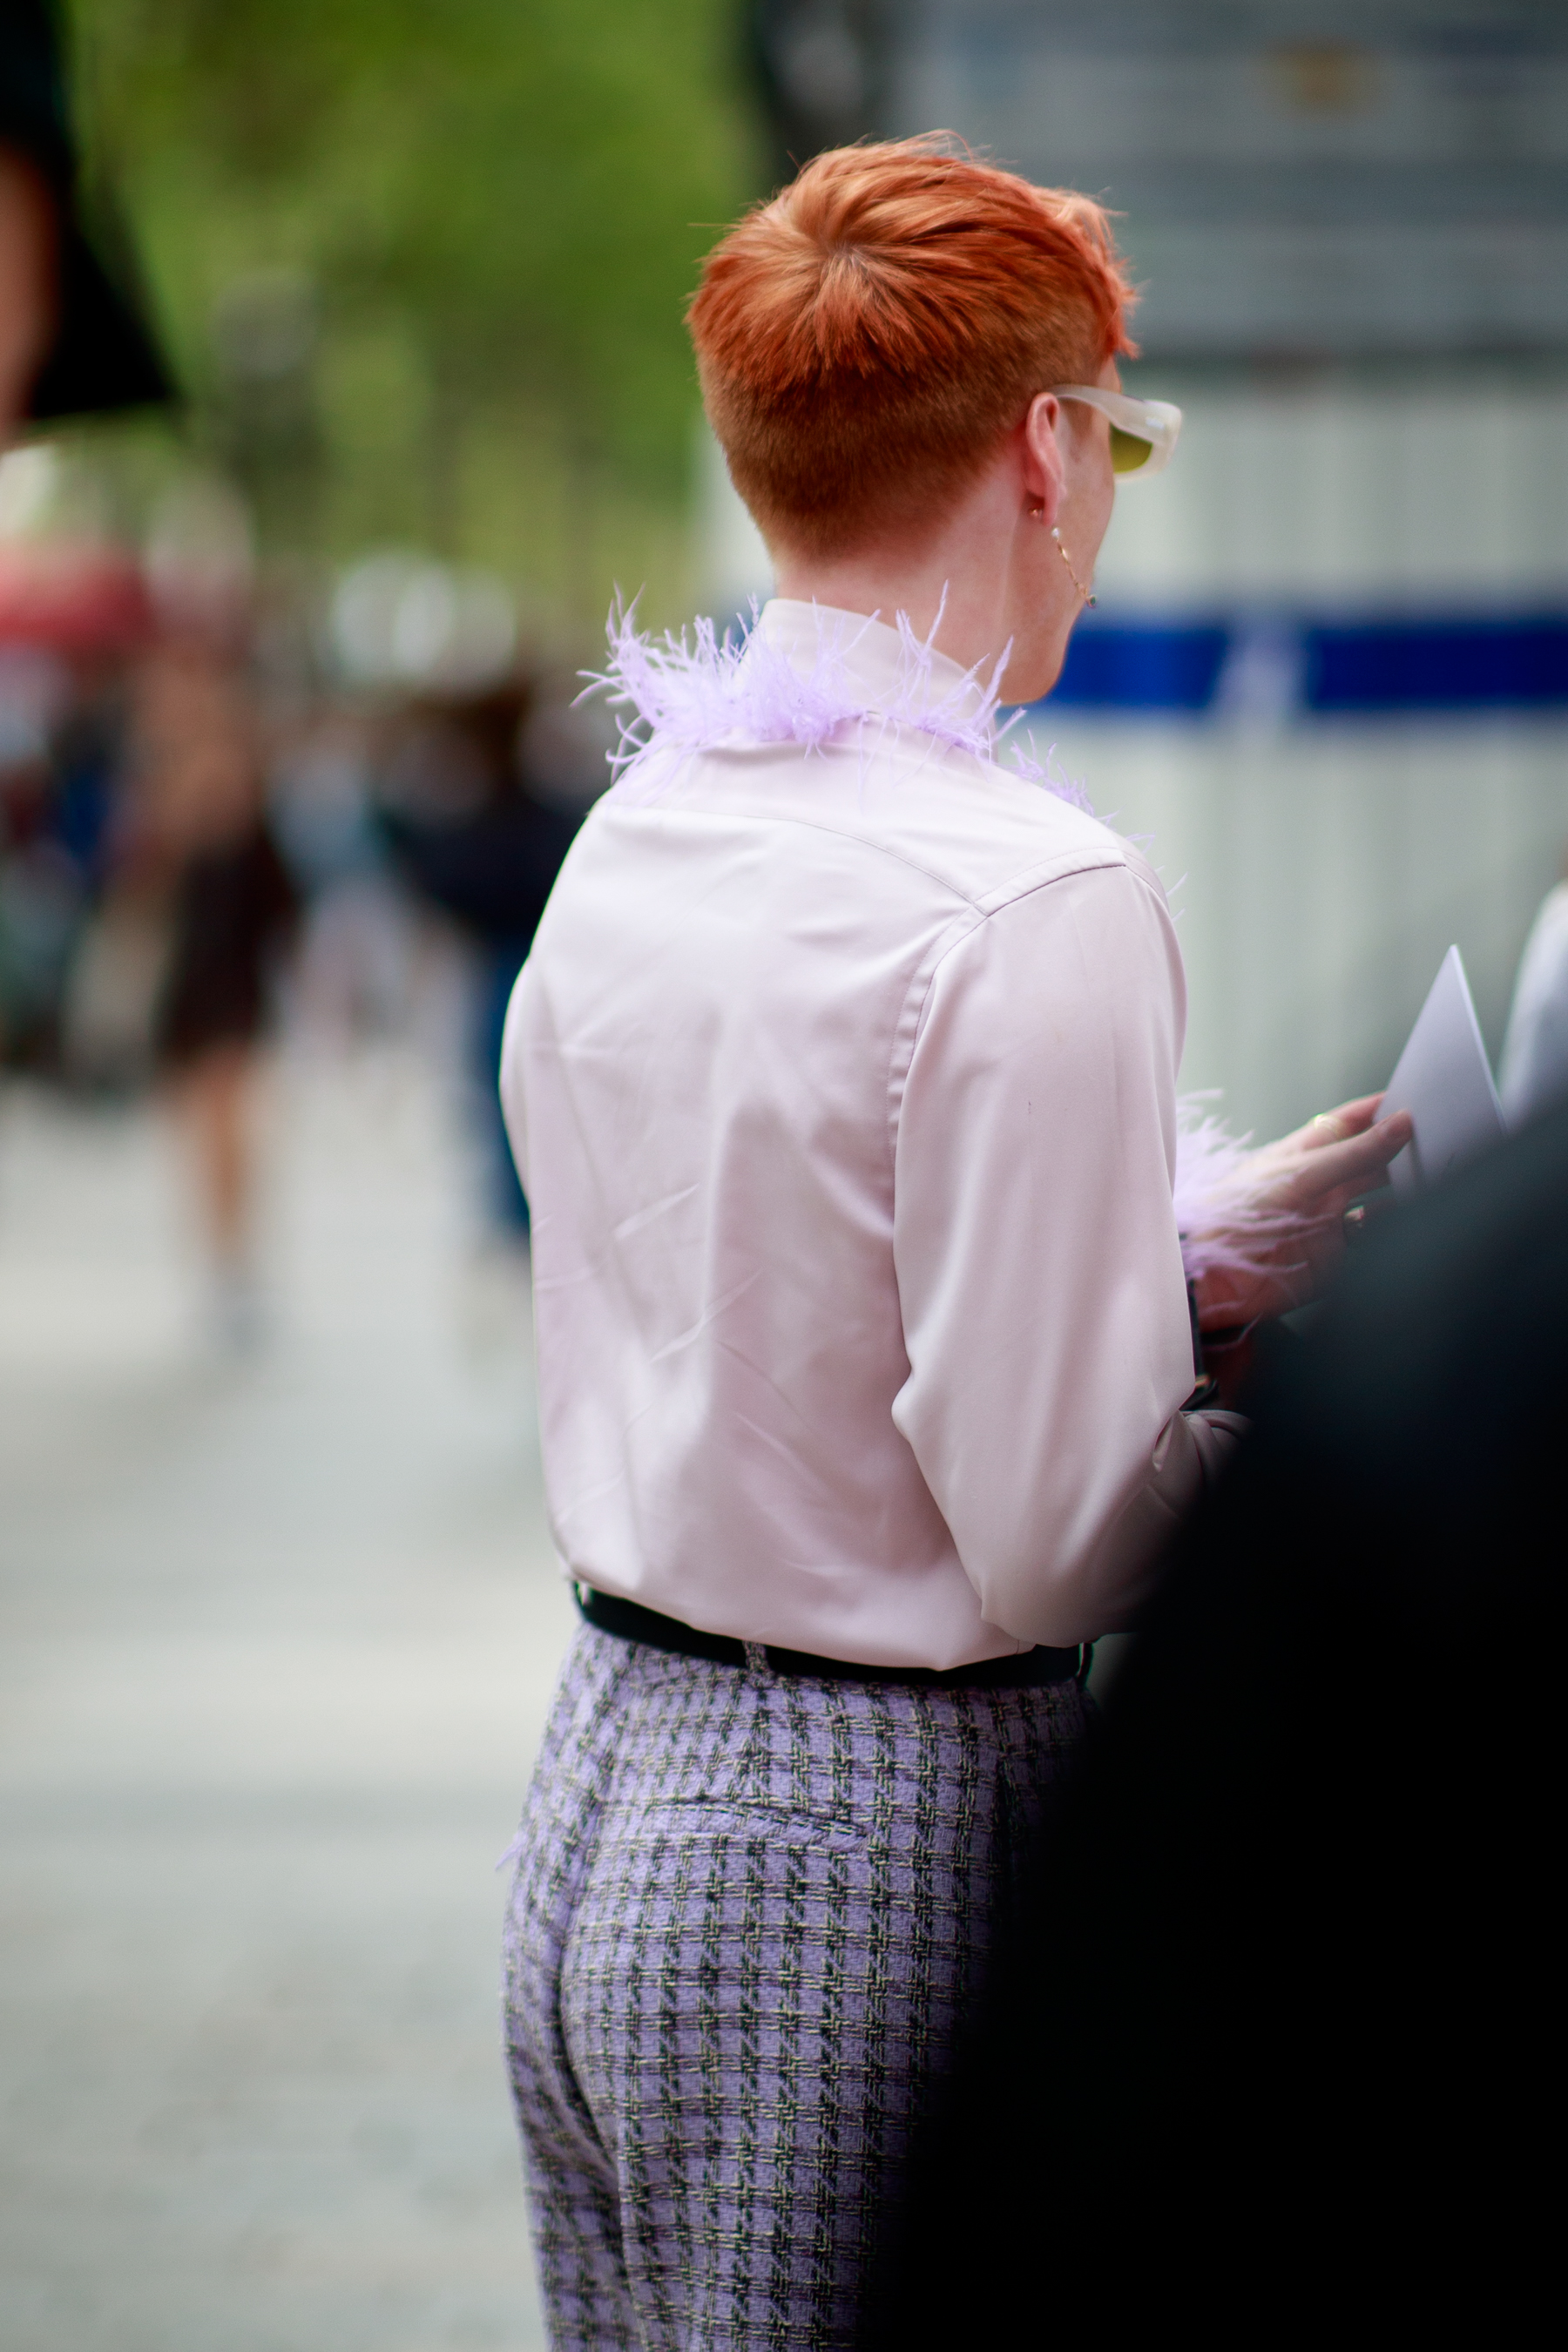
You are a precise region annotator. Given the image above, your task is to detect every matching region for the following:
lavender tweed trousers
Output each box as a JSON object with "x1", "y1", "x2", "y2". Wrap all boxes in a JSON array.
[{"x1": 501, "y1": 1621, "x2": 1091, "y2": 2349}]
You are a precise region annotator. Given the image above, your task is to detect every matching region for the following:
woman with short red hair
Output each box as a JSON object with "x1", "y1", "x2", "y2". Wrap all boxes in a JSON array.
[{"x1": 500, "y1": 139, "x2": 1405, "y2": 2349}]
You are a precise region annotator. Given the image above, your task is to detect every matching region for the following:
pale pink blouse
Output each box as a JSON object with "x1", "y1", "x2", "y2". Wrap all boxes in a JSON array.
[{"x1": 501, "y1": 601, "x2": 1234, "y2": 1667}]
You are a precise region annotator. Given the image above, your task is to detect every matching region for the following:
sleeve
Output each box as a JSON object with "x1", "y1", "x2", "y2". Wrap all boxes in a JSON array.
[
  {"x1": 890, "y1": 860, "x2": 1202, "y2": 1645},
  {"x1": 497, "y1": 956, "x2": 534, "y2": 1192}
]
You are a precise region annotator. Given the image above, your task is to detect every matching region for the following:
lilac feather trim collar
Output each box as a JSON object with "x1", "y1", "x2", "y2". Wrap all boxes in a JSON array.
[{"x1": 579, "y1": 596, "x2": 1092, "y2": 811}]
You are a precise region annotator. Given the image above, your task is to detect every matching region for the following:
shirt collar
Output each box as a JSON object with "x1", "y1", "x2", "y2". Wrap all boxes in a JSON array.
[{"x1": 753, "y1": 598, "x2": 1001, "y2": 740}]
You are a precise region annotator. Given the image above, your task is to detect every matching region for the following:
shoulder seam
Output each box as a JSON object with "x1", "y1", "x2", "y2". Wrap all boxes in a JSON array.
[{"x1": 884, "y1": 856, "x2": 1173, "y2": 1162}]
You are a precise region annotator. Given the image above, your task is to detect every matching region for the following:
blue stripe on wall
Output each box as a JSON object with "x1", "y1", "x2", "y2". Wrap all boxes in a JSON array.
[
  {"x1": 1048, "y1": 623, "x2": 1230, "y2": 712},
  {"x1": 1037, "y1": 612, "x2": 1568, "y2": 716},
  {"x1": 1308, "y1": 618, "x2": 1568, "y2": 712}
]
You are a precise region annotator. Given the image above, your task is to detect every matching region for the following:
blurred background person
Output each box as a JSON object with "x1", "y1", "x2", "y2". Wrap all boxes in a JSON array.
[
  {"x1": 1, "y1": 522, "x2": 154, "y2": 1083},
  {"x1": 134, "y1": 639, "x2": 297, "y2": 1344},
  {"x1": 380, "y1": 681, "x2": 579, "y2": 1252},
  {"x1": 2, "y1": 0, "x2": 171, "y2": 1079},
  {"x1": 0, "y1": 639, "x2": 78, "y2": 1064},
  {"x1": 269, "y1": 699, "x2": 411, "y2": 1053}
]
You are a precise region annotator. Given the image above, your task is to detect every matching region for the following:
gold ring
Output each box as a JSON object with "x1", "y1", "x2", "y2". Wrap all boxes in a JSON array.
[{"x1": 1312, "y1": 1113, "x2": 1344, "y2": 1137}]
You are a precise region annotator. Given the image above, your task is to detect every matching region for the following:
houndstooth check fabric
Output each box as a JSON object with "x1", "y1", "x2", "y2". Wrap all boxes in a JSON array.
[{"x1": 502, "y1": 1621, "x2": 1091, "y2": 2349}]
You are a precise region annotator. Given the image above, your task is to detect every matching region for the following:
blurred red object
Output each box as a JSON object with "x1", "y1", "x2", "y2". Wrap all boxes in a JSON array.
[{"x1": 0, "y1": 544, "x2": 153, "y2": 650}]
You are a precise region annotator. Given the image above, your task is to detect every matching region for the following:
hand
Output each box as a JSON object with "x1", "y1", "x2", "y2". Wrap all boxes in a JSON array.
[{"x1": 1192, "y1": 1093, "x2": 1413, "y2": 1330}]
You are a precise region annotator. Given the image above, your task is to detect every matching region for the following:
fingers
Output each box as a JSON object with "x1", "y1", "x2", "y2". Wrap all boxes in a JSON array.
[
  {"x1": 1281, "y1": 1111, "x2": 1411, "y2": 1208},
  {"x1": 1305, "y1": 1115, "x2": 1347, "y2": 1147},
  {"x1": 1328, "y1": 1092, "x2": 1384, "y2": 1130},
  {"x1": 1301, "y1": 1093, "x2": 1383, "y2": 1151}
]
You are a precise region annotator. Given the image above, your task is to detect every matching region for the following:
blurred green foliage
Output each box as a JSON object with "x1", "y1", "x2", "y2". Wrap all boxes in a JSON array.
[{"x1": 65, "y1": 0, "x2": 756, "y2": 628}]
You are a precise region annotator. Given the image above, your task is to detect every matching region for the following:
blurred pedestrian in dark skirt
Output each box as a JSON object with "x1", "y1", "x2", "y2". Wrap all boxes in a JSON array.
[{"x1": 136, "y1": 644, "x2": 297, "y2": 1342}]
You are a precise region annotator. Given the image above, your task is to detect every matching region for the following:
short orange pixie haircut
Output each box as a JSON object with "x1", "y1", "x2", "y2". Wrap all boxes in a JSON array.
[{"x1": 688, "y1": 138, "x2": 1138, "y2": 560}]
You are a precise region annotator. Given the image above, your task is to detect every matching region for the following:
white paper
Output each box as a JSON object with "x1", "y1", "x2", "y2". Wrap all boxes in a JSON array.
[{"x1": 1382, "y1": 945, "x2": 1505, "y2": 1194}]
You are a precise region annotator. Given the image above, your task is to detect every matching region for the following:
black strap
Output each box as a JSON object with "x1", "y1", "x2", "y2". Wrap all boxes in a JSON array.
[{"x1": 575, "y1": 1585, "x2": 1085, "y2": 1689}]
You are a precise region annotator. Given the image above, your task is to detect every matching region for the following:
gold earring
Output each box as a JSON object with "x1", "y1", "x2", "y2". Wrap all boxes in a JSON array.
[{"x1": 1051, "y1": 525, "x2": 1096, "y2": 609}]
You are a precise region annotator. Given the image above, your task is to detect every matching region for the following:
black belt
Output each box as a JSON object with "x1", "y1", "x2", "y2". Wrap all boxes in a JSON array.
[{"x1": 574, "y1": 1585, "x2": 1088, "y2": 1689}]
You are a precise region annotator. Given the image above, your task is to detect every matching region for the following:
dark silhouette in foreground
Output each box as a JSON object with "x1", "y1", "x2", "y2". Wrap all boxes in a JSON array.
[{"x1": 875, "y1": 1099, "x2": 1565, "y2": 2339}]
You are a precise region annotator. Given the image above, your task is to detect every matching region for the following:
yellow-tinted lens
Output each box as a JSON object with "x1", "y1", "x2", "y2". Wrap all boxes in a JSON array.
[{"x1": 1110, "y1": 425, "x2": 1152, "y2": 473}]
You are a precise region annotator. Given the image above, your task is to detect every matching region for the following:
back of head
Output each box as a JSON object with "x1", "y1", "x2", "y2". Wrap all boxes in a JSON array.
[{"x1": 688, "y1": 137, "x2": 1136, "y2": 561}]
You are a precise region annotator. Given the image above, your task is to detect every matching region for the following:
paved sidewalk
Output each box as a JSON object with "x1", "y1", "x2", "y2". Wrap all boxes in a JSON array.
[{"x1": 0, "y1": 1055, "x2": 572, "y2": 2350}]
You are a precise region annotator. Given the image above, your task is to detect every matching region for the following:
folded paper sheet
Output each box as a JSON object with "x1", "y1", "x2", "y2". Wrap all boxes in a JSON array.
[{"x1": 1383, "y1": 945, "x2": 1505, "y2": 1194}]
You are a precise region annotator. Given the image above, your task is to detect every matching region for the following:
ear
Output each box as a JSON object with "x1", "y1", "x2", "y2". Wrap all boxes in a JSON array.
[{"x1": 1022, "y1": 393, "x2": 1067, "y2": 531}]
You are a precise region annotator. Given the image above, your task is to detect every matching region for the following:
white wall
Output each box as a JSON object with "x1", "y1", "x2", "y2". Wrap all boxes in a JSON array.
[
  {"x1": 1041, "y1": 373, "x2": 1568, "y2": 1139},
  {"x1": 1018, "y1": 713, "x2": 1565, "y2": 1141},
  {"x1": 1094, "y1": 375, "x2": 1568, "y2": 606}
]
